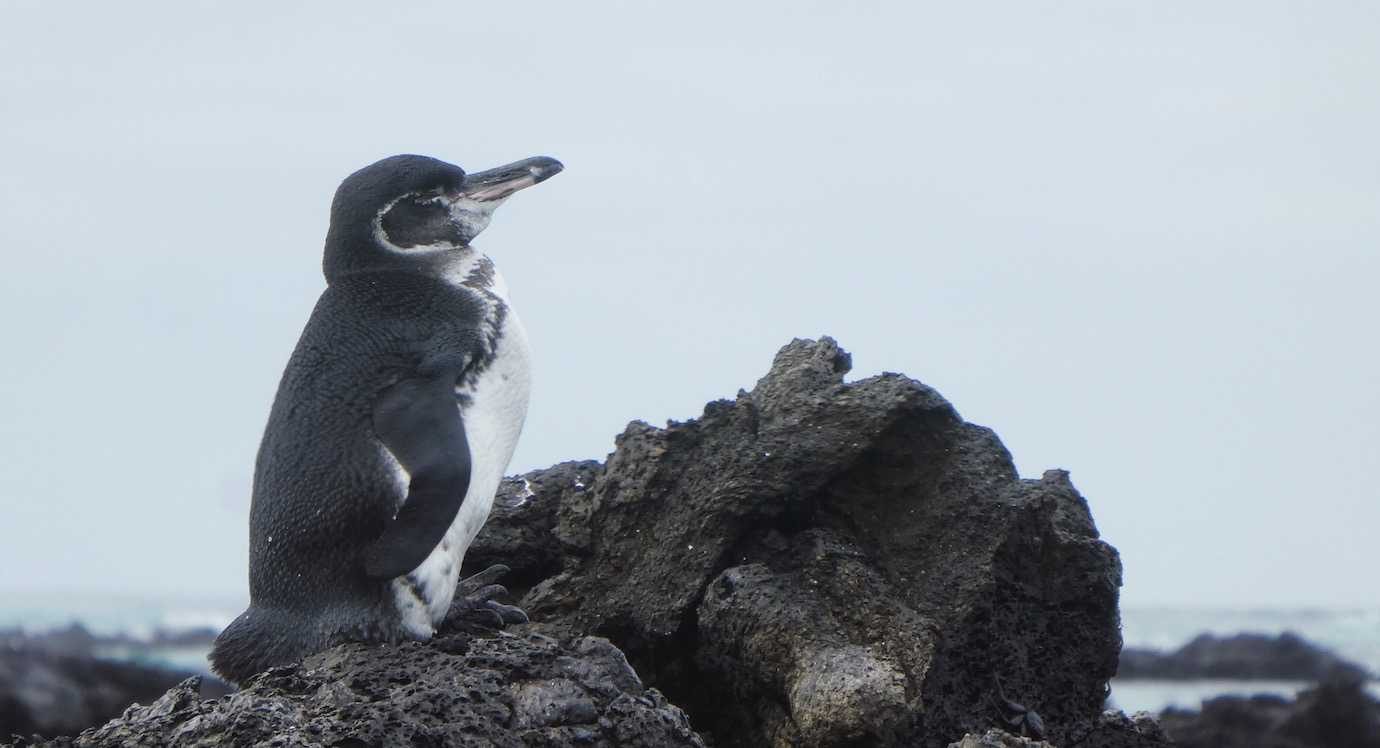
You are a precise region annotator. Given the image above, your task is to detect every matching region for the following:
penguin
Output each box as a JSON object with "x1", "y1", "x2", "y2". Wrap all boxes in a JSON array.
[{"x1": 210, "y1": 154, "x2": 563, "y2": 685}]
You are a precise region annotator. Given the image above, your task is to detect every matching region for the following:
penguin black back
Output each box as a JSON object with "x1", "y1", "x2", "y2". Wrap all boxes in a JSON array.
[{"x1": 214, "y1": 273, "x2": 488, "y2": 683}]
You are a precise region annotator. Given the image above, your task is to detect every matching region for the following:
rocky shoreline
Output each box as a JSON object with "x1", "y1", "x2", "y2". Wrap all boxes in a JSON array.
[
  {"x1": 7, "y1": 624, "x2": 1372, "y2": 747},
  {"x1": 1115, "y1": 632, "x2": 1379, "y2": 747},
  {"x1": 1119, "y1": 631, "x2": 1372, "y2": 682},
  {"x1": 1158, "y1": 674, "x2": 1380, "y2": 748},
  {"x1": 4, "y1": 338, "x2": 1377, "y2": 746},
  {"x1": 0, "y1": 625, "x2": 227, "y2": 740}
]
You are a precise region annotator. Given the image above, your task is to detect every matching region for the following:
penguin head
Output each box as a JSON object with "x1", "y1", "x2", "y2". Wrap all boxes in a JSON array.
[{"x1": 323, "y1": 154, "x2": 563, "y2": 280}]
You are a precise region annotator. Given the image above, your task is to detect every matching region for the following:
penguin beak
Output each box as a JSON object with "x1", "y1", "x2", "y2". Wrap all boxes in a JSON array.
[{"x1": 457, "y1": 156, "x2": 564, "y2": 203}]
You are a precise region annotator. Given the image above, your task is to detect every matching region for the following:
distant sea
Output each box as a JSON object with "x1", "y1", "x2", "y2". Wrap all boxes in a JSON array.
[
  {"x1": 3, "y1": 592, "x2": 1376, "y2": 713},
  {"x1": 0, "y1": 590, "x2": 240, "y2": 673}
]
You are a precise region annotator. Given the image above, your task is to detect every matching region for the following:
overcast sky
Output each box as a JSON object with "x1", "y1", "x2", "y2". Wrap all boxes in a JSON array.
[{"x1": 2, "y1": 1, "x2": 1377, "y2": 611}]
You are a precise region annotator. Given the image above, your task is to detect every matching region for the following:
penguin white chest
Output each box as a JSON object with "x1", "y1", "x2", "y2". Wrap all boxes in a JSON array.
[
  {"x1": 455, "y1": 303, "x2": 532, "y2": 549},
  {"x1": 392, "y1": 259, "x2": 532, "y2": 636}
]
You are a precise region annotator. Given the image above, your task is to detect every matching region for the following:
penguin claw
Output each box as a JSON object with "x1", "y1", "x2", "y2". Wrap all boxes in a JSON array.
[
  {"x1": 484, "y1": 600, "x2": 530, "y2": 625},
  {"x1": 443, "y1": 564, "x2": 529, "y2": 630},
  {"x1": 466, "y1": 583, "x2": 509, "y2": 601},
  {"x1": 457, "y1": 605, "x2": 506, "y2": 628},
  {"x1": 458, "y1": 563, "x2": 511, "y2": 591},
  {"x1": 446, "y1": 598, "x2": 530, "y2": 629}
]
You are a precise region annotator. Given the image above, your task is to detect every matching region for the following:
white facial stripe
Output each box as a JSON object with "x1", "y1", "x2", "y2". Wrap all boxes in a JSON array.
[
  {"x1": 372, "y1": 193, "x2": 465, "y2": 255},
  {"x1": 371, "y1": 193, "x2": 508, "y2": 254}
]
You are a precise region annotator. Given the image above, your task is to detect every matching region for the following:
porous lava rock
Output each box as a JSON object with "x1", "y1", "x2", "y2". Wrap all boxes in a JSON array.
[
  {"x1": 485, "y1": 337, "x2": 1130, "y2": 747},
  {"x1": 11, "y1": 629, "x2": 701, "y2": 747},
  {"x1": 948, "y1": 727, "x2": 1056, "y2": 747}
]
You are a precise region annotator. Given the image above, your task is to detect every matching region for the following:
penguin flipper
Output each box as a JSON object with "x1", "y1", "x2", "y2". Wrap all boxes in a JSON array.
[{"x1": 363, "y1": 374, "x2": 471, "y2": 580}]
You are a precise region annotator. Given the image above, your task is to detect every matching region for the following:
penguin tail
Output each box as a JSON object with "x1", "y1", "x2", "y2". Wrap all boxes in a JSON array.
[{"x1": 209, "y1": 605, "x2": 324, "y2": 686}]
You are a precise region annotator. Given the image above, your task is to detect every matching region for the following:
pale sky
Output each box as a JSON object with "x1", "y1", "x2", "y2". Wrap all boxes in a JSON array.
[{"x1": 2, "y1": 1, "x2": 1377, "y2": 610}]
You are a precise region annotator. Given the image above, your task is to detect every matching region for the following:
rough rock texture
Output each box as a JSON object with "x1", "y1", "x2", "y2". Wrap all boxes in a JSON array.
[
  {"x1": 473, "y1": 337, "x2": 1126, "y2": 747},
  {"x1": 12, "y1": 628, "x2": 701, "y2": 747},
  {"x1": 1157, "y1": 674, "x2": 1380, "y2": 748},
  {"x1": 1119, "y1": 631, "x2": 1372, "y2": 681},
  {"x1": 1066, "y1": 710, "x2": 1175, "y2": 747},
  {"x1": 465, "y1": 461, "x2": 604, "y2": 598},
  {"x1": 948, "y1": 728, "x2": 1056, "y2": 747}
]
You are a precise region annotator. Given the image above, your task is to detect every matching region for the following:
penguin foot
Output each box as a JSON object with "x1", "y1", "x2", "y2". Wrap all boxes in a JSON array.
[{"x1": 445, "y1": 564, "x2": 530, "y2": 629}]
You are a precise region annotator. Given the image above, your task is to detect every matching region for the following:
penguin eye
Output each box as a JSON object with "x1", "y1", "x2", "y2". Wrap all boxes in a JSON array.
[{"x1": 378, "y1": 192, "x2": 463, "y2": 250}]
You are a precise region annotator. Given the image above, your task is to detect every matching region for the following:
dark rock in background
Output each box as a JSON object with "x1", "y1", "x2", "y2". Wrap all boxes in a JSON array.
[
  {"x1": 1118, "y1": 631, "x2": 1372, "y2": 681},
  {"x1": 0, "y1": 639, "x2": 223, "y2": 740},
  {"x1": 144, "y1": 627, "x2": 220, "y2": 649},
  {"x1": 0, "y1": 626, "x2": 100, "y2": 660},
  {"x1": 1113, "y1": 629, "x2": 1378, "y2": 747},
  {"x1": 1157, "y1": 672, "x2": 1380, "y2": 748},
  {"x1": 477, "y1": 337, "x2": 1129, "y2": 747}
]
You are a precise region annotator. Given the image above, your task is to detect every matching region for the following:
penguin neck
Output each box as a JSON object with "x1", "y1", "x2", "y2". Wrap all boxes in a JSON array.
[
  {"x1": 323, "y1": 244, "x2": 496, "y2": 288},
  {"x1": 436, "y1": 248, "x2": 511, "y2": 303}
]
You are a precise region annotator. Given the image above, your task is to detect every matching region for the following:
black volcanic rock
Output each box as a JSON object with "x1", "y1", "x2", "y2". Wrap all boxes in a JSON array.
[
  {"x1": 1072, "y1": 710, "x2": 1177, "y2": 747},
  {"x1": 16, "y1": 628, "x2": 701, "y2": 747},
  {"x1": 947, "y1": 728, "x2": 1055, "y2": 746},
  {"x1": 483, "y1": 337, "x2": 1130, "y2": 747},
  {"x1": 465, "y1": 460, "x2": 604, "y2": 596},
  {"x1": 1118, "y1": 631, "x2": 1372, "y2": 681}
]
